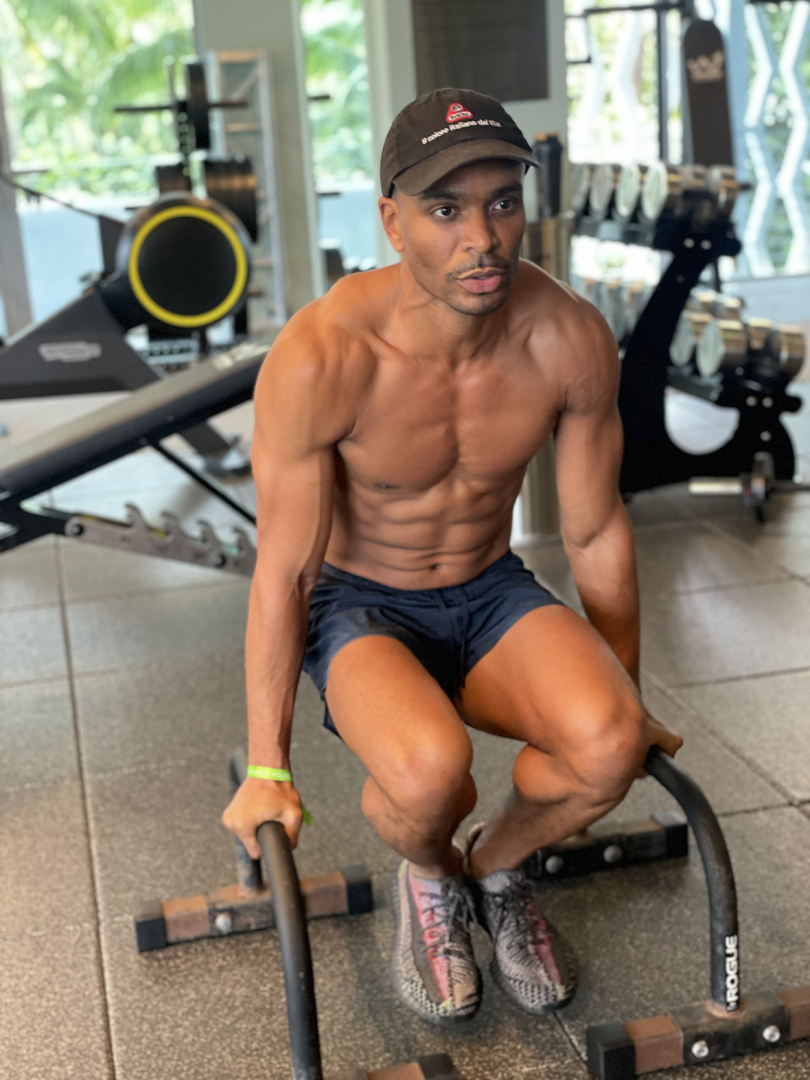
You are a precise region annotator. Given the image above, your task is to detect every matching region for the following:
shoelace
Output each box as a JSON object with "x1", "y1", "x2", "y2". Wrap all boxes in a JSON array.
[
  {"x1": 487, "y1": 878, "x2": 552, "y2": 964},
  {"x1": 418, "y1": 882, "x2": 475, "y2": 966}
]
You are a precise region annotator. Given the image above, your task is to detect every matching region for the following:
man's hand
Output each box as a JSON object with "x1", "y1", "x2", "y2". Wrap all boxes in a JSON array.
[
  {"x1": 637, "y1": 711, "x2": 684, "y2": 778},
  {"x1": 222, "y1": 778, "x2": 304, "y2": 859}
]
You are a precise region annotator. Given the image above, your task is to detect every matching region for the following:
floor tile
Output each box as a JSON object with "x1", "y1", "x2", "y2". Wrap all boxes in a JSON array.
[
  {"x1": 59, "y1": 540, "x2": 240, "y2": 603},
  {"x1": 75, "y1": 650, "x2": 247, "y2": 776},
  {"x1": 66, "y1": 579, "x2": 250, "y2": 675},
  {"x1": 715, "y1": 502, "x2": 810, "y2": 579},
  {"x1": 86, "y1": 754, "x2": 242, "y2": 923},
  {"x1": 0, "y1": 535, "x2": 60, "y2": 610},
  {"x1": 553, "y1": 806, "x2": 810, "y2": 1069},
  {"x1": 0, "y1": 604, "x2": 67, "y2": 684},
  {"x1": 0, "y1": 678, "x2": 78, "y2": 788},
  {"x1": 632, "y1": 524, "x2": 785, "y2": 594},
  {"x1": 679, "y1": 669, "x2": 810, "y2": 803},
  {"x1": 657, "y1": 482, "x2": 755, "y2": 522},
  {"x1": 0, "y1": 779, "x2": 95, "y2": 937},
  {"x1": 623, "y1": 489, "x2": 691, "y2": 528},
  {"x1": 640, "y1": 579, "x2": 810, "y2": 685},
  {"x1": 0, "y1": 923, "x2": 112, "y2": 1080},
  {"x1": 101, "y1": 896, "x2": 587, "y2": 1080}
]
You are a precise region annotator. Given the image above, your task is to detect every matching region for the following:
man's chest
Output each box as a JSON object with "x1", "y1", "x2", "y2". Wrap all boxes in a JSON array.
[{"x1": 339, "y1": 351, "x2": 559, "y2": 493}]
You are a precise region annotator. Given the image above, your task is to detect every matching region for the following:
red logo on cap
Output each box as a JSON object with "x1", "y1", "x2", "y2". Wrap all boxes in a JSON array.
[{"x1": 447, "y1": 102, "x2": 473, "y2": 124}]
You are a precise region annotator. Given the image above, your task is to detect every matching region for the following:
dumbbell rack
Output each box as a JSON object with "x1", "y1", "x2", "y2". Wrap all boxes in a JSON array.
[{"x1": 577, "y1": 213, "x2": 803, "y2": 494}]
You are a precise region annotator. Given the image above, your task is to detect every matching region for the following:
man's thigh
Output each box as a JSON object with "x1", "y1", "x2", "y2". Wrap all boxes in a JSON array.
[
  {"x1": 325, "y1": 635, "x2": 473, "y2": 800},
  {"x1": 458, "y1": 605, "x2": 641, "y2": 757}
]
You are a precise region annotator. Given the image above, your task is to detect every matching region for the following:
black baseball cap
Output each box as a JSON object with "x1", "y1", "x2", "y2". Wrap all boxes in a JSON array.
[{"x1": 381, "y1": 88, "x2": 537, "y2": 198}]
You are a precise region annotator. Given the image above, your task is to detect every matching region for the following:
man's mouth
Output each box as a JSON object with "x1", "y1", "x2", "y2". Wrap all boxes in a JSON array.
[{"x1": 457, "y1": 269, "x2": 506, "y2": 295}]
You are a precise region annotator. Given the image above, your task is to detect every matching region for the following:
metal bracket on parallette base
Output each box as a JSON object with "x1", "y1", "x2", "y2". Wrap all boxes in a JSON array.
[{"x1": 65, "y1": 502, "x2": 256, "y2": 576}]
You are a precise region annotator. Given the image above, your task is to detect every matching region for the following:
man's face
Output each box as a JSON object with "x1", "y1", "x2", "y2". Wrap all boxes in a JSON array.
[{"x1": 379, "y1": 159, "x2": 526, "y2": 317}]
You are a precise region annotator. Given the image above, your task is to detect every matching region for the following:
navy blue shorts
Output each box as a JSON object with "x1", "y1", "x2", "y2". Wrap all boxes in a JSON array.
[{"x1": 302, "y1": 550, "x2": 564, "y2": 735}]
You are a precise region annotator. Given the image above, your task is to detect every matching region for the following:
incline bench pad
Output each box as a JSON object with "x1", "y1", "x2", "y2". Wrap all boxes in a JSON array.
[{"x1": 0, "y1": 338, "x2": 275, "y2": 501}]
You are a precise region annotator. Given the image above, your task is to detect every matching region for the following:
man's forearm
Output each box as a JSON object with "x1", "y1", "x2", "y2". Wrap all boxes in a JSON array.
[
  {"x1": 244, "y1": 574, "x2": 312, "y2": 768},
  {"x1": 564, "y1": 510, "x2": 640, "y2": 683}
]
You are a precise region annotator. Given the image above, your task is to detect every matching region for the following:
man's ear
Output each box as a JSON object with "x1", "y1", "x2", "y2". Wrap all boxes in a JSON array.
[{"x1": 378, "y1": 195, "x2": 404, "y2": 253}]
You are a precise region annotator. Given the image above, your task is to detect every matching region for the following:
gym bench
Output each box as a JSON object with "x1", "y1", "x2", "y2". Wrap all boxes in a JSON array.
[{"x1": 0, "y1": 338, "x2": 275, "y2": 574}]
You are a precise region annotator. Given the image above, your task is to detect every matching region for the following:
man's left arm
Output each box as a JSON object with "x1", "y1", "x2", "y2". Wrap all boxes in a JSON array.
[{"x1": 553, "y1": 309, "x2": 640, "y2": 684}]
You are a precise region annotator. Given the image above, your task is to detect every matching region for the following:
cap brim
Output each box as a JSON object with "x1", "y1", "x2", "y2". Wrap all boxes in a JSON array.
[{"x1": 391, "y1": 139, "x2": 538, "y2": 196}]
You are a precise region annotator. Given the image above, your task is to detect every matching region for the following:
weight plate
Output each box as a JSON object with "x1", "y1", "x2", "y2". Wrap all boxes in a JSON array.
[
  {"x1": 186, "y1": 61, "x2": 210, "y2": 151},
  {"x1": 155, "y1": 162, "x2": 191, "y2": 194},
  {"x1": 707, "y1": 165, "x2": 739, "y2": 217},
  {"x1": 204, "y1": 157, "x2": 258, "y2": 242}
]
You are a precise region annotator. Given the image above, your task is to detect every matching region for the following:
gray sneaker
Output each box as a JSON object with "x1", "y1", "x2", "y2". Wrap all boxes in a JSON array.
[
  {"x1": 475, "y1": 869, "x2": 577, "y2": 1014},
  {"x1": 390, "y1": 859, "x2": 482, "y2": 1025}
]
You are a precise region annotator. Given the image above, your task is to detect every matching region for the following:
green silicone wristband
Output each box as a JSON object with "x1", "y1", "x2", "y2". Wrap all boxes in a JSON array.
[
  {"x1": 246, "y1": 765, "x2": 313, "y2": 826},
  {"x1": 247, "y1": 765, "x2": 292, "y2": 782}
]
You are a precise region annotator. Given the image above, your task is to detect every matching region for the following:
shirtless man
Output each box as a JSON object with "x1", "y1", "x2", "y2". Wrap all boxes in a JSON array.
[{"x1": 223, "y1": 88, "x2": 682, "y2": 1025}]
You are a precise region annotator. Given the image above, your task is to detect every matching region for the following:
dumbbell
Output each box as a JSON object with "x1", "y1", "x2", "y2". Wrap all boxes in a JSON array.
[
  {"x1": 640, "y1": 162, "x2": 685, "y2": 225},
  {"x1": 670, "y1": 310, "x2": 713, "y2": 369},
  {"x1": 571, "y1": 162, "x2": 594, "y2": 217},
  {"x1": 686, "y1": 288, "x2": 718, "y2": 314},
  {"x1": 613, "y1": 164, "x2": 648, "y2": 223},
  {"x1": 696, "y1": 318, "x2": 748, "y2": 377},
  {"x1": 766, "y1": 326, "x2": 806, "y2": 382},
  {"x1": 707, "y1": 165, "x2": 741, "y2": 219},
  {"x1": 589, "y1": 163, "x2": 623, "y2": 222}
]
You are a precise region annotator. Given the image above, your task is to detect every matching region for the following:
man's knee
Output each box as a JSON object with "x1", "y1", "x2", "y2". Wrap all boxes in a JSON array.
[
  {"x1": 565, "y1": 690, "x2": 646, "y2": 805},
  {"x1": 374, "y1": 726, "x2": 475, "y2": 822}
]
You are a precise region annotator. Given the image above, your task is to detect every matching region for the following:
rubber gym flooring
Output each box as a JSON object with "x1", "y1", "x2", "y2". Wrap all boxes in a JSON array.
[{"x1": 3, "y1": 389, "x2": 810, "y2": 1080}]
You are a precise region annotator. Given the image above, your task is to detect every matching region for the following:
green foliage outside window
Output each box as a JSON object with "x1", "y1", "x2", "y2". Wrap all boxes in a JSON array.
[
  {"x1": 0, "y1": 0, "x2": 195, "y2": 196},
  {"x1": 0, "y1": 0, "x2": 371, "y2": 199},
  {"x1": 301, "y1": 0, "x2": 372, "y2": 185}
]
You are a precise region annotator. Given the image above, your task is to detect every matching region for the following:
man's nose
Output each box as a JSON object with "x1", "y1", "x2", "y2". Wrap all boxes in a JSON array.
[{"x1": 462, "y1": 209, "x2": 497, "y2": 252}]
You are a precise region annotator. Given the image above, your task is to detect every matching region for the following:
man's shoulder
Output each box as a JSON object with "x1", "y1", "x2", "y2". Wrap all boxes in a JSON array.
[
  {"x1": 253, "y1": 270, "x2": 392, "y2": 437},
  {"x1": 516, "y1": 261, "x2": 615, "y2": 364},
  {"x1": 273, "y1": 267, "x2": 394, "y2": 366}
]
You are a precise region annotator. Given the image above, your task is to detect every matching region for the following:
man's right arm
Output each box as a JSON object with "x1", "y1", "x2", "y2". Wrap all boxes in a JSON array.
[{"x1": 222, "y1": 318, "x2": 352, "y2": 857}]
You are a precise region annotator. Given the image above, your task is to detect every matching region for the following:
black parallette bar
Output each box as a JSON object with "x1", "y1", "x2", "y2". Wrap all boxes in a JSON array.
[
  {"x1": 645, "y1": 747, "x2": 739, "y2": 1012},
  {"x1": 133, "y1": 898, "x2": 167, "y2": 953},
  {"x1": 342, "y1": 864, "x2": 374, "y2": 915},
  {"x1": 586, "y1": 1021, "x2": 635, "y2": 1080},
  {"x1": 259, "y1": 820, "x2": 323, "y2": 1080}
]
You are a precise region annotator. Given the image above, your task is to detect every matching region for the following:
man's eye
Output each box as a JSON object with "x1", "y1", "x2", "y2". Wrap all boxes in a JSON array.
[
  {"x1": 433, "y1": 206, "x2": 455, "y2": 219},
  {"x1": 495, "y1": 198, "x2": 516, "y2": 211}
]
